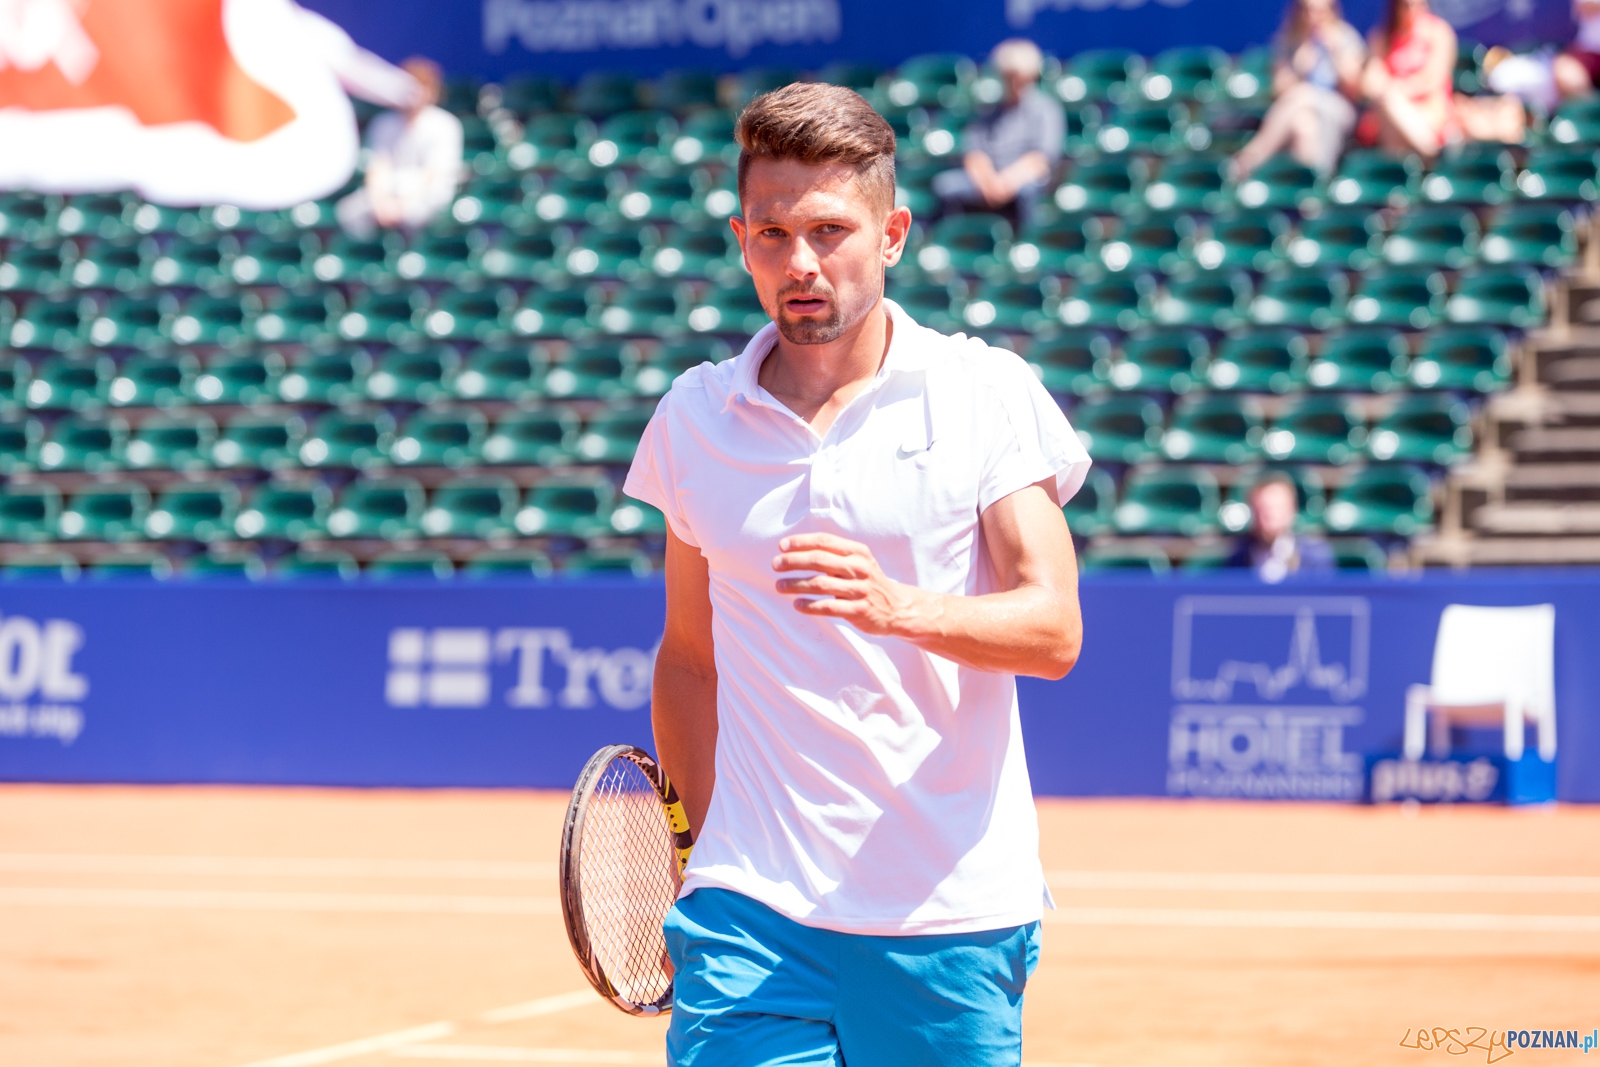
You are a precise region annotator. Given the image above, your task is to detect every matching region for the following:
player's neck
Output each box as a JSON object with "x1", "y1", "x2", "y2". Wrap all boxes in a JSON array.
[{"x1": 760, "y1": 302, "x2": 892, "y2": 435}]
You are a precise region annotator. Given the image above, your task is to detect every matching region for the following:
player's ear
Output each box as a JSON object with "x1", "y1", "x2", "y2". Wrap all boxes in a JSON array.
[
  {"x1": 729, "y1": 215, "x2": 751, "y2": 273},
  {"x1": 882, "y1": 205, "x2": 912, "y2": 267}
]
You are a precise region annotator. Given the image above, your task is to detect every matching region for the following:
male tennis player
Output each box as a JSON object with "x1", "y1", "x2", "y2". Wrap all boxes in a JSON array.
[{"x1": 624, "y1": 82, "x2": 1089, "y2": 1066}]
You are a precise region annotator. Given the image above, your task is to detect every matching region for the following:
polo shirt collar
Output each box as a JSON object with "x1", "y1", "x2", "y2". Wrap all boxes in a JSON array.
[{"x1": 722, "y1": 298, "x2": 931, "y2": 414}]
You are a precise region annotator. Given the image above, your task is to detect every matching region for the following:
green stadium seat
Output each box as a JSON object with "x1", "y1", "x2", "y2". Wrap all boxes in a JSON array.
[
  {"x1": 1263, "y1": 395, "x2": 1366, "y2": 465},
  {"x1": 918, "y1": 215, "x2": 1012, "y2": 278},
  {"x1": 311, "y1": 233, "x2": 394, "y2": 285},
  {"x1": 123, "y1": 412, "x2": 216, "y2": 471},
  {"x1": 0, "y1": 352, "x2": 26, "y2": 399},
  {"x1": 1515, "y1": 145, "x2": 1599, "y2": 201},
  {"x1": 1445, "y1": 266, "x2": 1544, "y2": 328},
  {"x1": 366, "y1": 549, "x2": 455, "y2": 580},
  {"x1": 1454, "y1": 39, "x2": 1486, "y2": 93},
  {"x1": 82, "y1": 294, "x2": 161, "y2": 349},
  {"x1": 190, "y1": 349, "x2": 285, "y2": 406},
  {"x1": 234, "y1": 478, "x2": 331, "y2": 540},
  {"x1": 453, "y1": 340, "x2": 549, "y2": 402},
  {"x1": 1161, "y1": 393, "x2": 1264, "y2": 462},
  {"x1": 2, "y1": 242, "x2": 69, "y2": 296},
  {"x1": 511, "y1": 286, "x2": 591, "y2": 339},
  {"x1": 1408, "y1": 326, "x2": 1510, "y2": 392},
  {"x1": 1250, "y1": 267, "x2": 1347, "y2": 329},
  {"x1": 1141, "y1": 46, "x2": 1228, "y2": 103},
  {"x1": 883, "y1": 52, "x2": 974, "y2": 110},
  {"x1": 1152, "y1": 268, "x2": 1250, "y2": 329},
  {"x1": 1053, "y1": 157, "x2": 1141, "y2": 215},
  {"x1": 692, "y1": 166, "x2": 741, "y2": 221},
  {"x1": 650, "y1": 69, "x2": 720, "y2": 114},
  {"x1": 1418, "y1": 143, "x2": 1515, "y2": 205},
  {"x1": 88, "y1": 548, "x2": 173, "y2": 580},
  {"x1": 515, "y1": 472, "x2": 617, "y2": 537},
  {"x1": 907, "y1": 110, "x2": 964, "y2": 162},
  {"x1": 1028, "y1": 331, "x2": 1111, "y2": 396},
  {"x1": 300, "y1": 407, "x2": 395, "y2": 470},
  {"x1": 1348, "y1": 268, "x2": 1446, "y2": 330},
  {"x1": 1111, "y1": 328, "x2": 1208, "y2": 392},
  {"x1": 65, "y1": 240, "x2": 146, "y2": 292},
  {"x1": 1197, "y1": 100, "x2": 1267, "y2": 155},
  {"x1": 960, "y1": 280, "x2": 1050, "y2": 333},
  {"x1": 23, "y1": 353, "x2": 111, "y2": 409},
  {"x1": 37, "y1": 413, "x2": 126, "y2": 471},
  {"x1": 573, "y1": 402, "x2": 653, "y2": 464},
  {"x1": 338, "y1": 288, "x2": 425, "y2": 345},
  {"x1": 1321, "y1": 149, "x2": 1418, "y2": 208},
  {"x1": 326, "y1": 477, "x2": 426, "y2": 540},
  {"x1": 164, "y1": 293, "x2": 249, "y2": 346},
  {"x1": 1329, "y1": 536, "x2": 1389, "y2": 572},
  {"x1": 251, "y1": 289, "x2": 338, "y2": 345},
  {"x1": 496, "y1": 75, "x2": 564, "y2": 117},
  {"x1": 0, "y1": 192, "x2": 59, "y2": 242},
  {"x1": 421, "y1": 475, "x2": 519, "y2": 538},
  {"x1": 1231, "y1": 154, "x2": 1316, "y2": 211},
  {"x1": 1070, "y1": 395, "x2": 1164, "y2": 463},
  {"x1": 1380, "y1": 205, "x2": 1479, "y2": 269},
  {"x1": 544, "y1": 339, "x2": 636, "y2": 400},
  {"x1": 482, "y1": 406, "x2": 580, "y2": 466},
  {"x1": 391, "y1": 406, "x2": 488, "y2": 468},
  {"x1": 1286, "y1": 205, "x2": 1380, "y2": 269},
  {"x1": 1114, "y1": 466, "x2": 1221, "y2": 535},
  {"x1": 273, "y1": 548, "x2": 359, "y2": 579},
  {"x1": 477, "y1": 228, "x2": 562, "y2": 284},
  {"x1": 1090, "y1": 102, "x2": 1190, "y2": 154},
  {"x1": 366, "y1": 346, "x2": 459, "y2": 403},
  {"x1": 1061, "y1": 467, "x2": 1117, "y2": 537},
  {"x1": 104, "y1": 353, "x2": 195, "y2": 409},
  {"x1": 531, "y1": 171, "x2": 610, "y2": 225},
  {"x1": 212, "y1": 411, "x2": 305, "y2": 470},
  {"x1": 1223, "y1": 47, "x2": 1273, "y2": 102},
  {"x1": 614, "y1": 171, "x2": 696, "y2": 225},
  {"x1": 0, "y1": 482, "x2": 61, "y2": 541},
  {"x1": 277, "y1": 349, "x2": 372, "y2": 405},
  {"x1": 195, "y1": 204, "x2": 274, "y2": 238},
  {"x1": 819, "y1": 60, "x2": 882, "y2": 92},
  {"x1": 894, "y1": 161, "x2": 941, "y2": 217},
  {"x1": 0, "y1": 412, "x2": 41, "y2": 472},
  {"x1": 1190, "y1": 209, "x2": 1287, "y2": 271},
  {"x1": 1054, "y1": 49, "x2": 1140, "y2": 105},
  {"x1": 586, "y1": 110, "x2": 677, "y2": 168},
  {"x1": 885, "y1": 281, "x2": 958, "y2": 331},
  {"x1": 507, "y1": 113, "x2": 593, "y2": 172},
  {"x1": 1309, "y1": 328, "x2": 1409, "y2": 391},
  {"x1": 593, "y1": 284, "x2": 680, "y2": 338},
  {"x1": 1079, "y1": 541, "x2": 1172, "y2": 575},
  {"x1": 180, "y1": 546, "x2": 267, "y2": 580},
  {"x1": 426, "y1": 287, "x2": 513, "y2": 345},
  {"x1": 627, "y1": 339, "x2": 727, "y2": 397},
  {"x1": 393, "y1": 230, "x2": 478, "y2": 285},
  {"x1": 450, "y1": 177, "x2": 531, "y2": 228},
  {"x1": 1479, "y1": 203, "x2": 1577, "y2": 268},
  {"x1": 459, "y1": 114, "x2": 500, "y2": 173},
  {"x1": 8, "y1": 295, "x2": 86, "y2": 351},
  {"x1": 1009, "y1": 214, "x2": 1091, "y2": 276},
  {"x1": 1143, "y1": 153, "x2": 1227, "y2": 211},
  {"x1": 273, "y1": 197, "x2": 340, "y2": 235},
  {"x1": 1366, "y1": 394, "x2": 1473, "y2": 464},
  {"x1": 230, "y1": 233, "x2": 315, "y2": 288},
  {"x1": 683, "y1": 286, "x2": 769, "y2": 337},
  {"x1": 609, "y1": 497, "x2": 667, "y2": 536},
  {"x1": 145, "y1": 480, "x2": 240, "y2": 541},
  {"x1": 572, "y1": 70, "x2": 642, "y2": 116},
  {"x1": 58, "y1": 482, "x2": 150, "y2": 541},
  {"x1": 1202, "y1": 329, "x2": 1308, "y2": 392},
  {"x1": 647, "y1": 222, "x2": 738, "y2": 280},
  {"x1": 1097, "y1": 211, "x2": 1192, "y2": 274},
  {"x1": 463, "y1": 547, "x2": 555, "y2": 578},
  {"x1": 144, "y1": 238, "x2": 233, "y2": 290},
  {"x1": 3, "y1": 549, "x2": 81, "y2": 580},
  {"x1": 1056, "y1": 273, "x2": 1149, "y2": 331},
  {"x1": 560, "y1": 546, "x2": 654, "y2": 576},
  {"x1": 1324, "y1": 465, "x2": 1434, "y2": 535}
]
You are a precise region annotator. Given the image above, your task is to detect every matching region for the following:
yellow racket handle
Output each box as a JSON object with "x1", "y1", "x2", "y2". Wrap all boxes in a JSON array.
[{"x1": 657, "y1": 774, "x2": 696, "y2": 876}]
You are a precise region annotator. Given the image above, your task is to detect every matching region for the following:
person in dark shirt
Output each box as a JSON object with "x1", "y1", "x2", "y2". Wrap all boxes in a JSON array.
[
  {"x1": 933, "y1": 38, "x2": 1064, "y2": 228},
  {"x1": 1226, "y1": 471, "x2": 1336, "y2": 581}
]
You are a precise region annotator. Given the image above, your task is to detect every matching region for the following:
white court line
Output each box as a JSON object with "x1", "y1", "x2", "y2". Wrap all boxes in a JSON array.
[
  {"x1": 392, "y1": 1047, "x2": 655, "y2": 1064},
  {"x1": 1046, "y1": 870, "x2": 1600, "y2": 894},
  {"x1": 1044, "y1": 906, "x2": 1600, "y2": 933},
  {"x1": 480, "y1": 991, "x2": 601, "y2": 1024},
  {"x1": 236, "y1": 1023, "x2": 456, "y2": 1067},
  {"x1": 0, "y1": 886, "x2": 560, "y2": 915},
  {"x1": 0, "y1": 854, "x2": 551, "y2": 880}
]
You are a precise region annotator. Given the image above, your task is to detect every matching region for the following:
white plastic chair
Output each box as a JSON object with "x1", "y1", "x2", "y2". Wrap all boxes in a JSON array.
[{"x1": 1403, "y1": 604, "x2": 1556, "y2": 762}]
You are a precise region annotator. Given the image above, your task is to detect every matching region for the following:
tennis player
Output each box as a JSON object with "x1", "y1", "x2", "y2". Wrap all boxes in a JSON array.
[{"x1": 624, "y1": 82, "x2": 1089, "y2": 1066}]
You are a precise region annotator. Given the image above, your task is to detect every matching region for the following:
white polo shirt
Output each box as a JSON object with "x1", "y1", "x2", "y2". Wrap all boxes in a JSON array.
[{"x1": 624, "y1": 299, "x2": 1090, "y2": 936}]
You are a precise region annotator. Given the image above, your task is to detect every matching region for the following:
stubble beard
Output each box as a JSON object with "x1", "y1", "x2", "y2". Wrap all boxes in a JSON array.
[{"x1": 771, "y1": 274, "x2": 882, "y2": 346}]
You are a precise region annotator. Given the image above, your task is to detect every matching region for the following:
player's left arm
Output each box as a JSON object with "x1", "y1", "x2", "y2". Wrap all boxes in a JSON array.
[{"x1": 772, "y1": 478, "x2": 1081, "y2": 679}]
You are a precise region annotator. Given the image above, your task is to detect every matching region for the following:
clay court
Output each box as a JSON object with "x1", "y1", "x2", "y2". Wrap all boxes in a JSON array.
[{"x1": 0, "y1": 786, "x2": 1594, "y2": 1067}]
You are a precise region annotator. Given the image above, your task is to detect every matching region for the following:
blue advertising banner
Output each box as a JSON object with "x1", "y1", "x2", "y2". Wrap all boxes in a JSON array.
[
  {"x1": 298, "y1": 0, "x2": 1578, "y2": 83},
  {"x1": 0, "y1": 571, "x2": 1593, "y2": 801}
]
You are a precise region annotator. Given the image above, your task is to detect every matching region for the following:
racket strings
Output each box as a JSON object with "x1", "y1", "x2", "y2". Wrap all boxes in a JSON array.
[{"x1": 576, "y1": 758, "x2": 679, "y2": 1008}]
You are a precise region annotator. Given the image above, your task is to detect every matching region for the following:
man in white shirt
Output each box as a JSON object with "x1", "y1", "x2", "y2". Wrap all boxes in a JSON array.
[
  {"x1": 336, "y1": 57, "x2": 463, "y2": 238},
  {"x1": 624, "y1": 82, "x2": 1089, "y2": 1066}
]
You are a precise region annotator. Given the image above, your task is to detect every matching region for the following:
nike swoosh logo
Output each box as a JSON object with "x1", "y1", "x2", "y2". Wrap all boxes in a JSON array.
[{"x1": 896, "y1": 444, "x2": 930, "y2": 460}]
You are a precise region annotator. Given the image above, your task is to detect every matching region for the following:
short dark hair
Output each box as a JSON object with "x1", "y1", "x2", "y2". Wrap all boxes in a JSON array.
[
  {"x1": 1249, "y1": 470, "x2": 1299, "y2": 500},
  {"x1": 734, "y1": 83, "x2": 897, "y2": 214}
]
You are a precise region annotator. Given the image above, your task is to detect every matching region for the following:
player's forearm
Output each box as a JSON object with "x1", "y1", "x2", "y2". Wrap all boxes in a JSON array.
[
  {"x1": 893, "y1": 581, "x2": 1082, "y2": 679},
  {"x1": 652, "y1": 650, "x2": 718, "y2": 837}
]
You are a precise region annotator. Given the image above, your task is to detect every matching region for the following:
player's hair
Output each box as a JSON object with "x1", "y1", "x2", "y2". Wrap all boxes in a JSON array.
[
  {"x1": 991, "y1": 38, "x2": 1044, "y2": 81},
  {"x1": 734, "y1": 83, "x2": 897, "y2": 215},
  {"x1": 402, "y1": 57, "x2": 443, "y2": 105},
  {"x1": 1249, "y1": 470, "x2": 1300, "y2": 499}
]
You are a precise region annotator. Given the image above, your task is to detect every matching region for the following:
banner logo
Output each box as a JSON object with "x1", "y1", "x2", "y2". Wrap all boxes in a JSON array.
[
  {"x1": 386, "y1": 627, "x2": 654, "y2": 712},
  {"x1": 484, "y1": 0, "x2": 842, "y2": 58},
  {"x1": 0, "y1": 611, "x2": 87, "y2": 744}
]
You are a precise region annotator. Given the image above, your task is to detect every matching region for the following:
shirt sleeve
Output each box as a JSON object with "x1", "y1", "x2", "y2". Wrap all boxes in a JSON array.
[
  {"x1": 1035, "y1": 97, "x2": 1065, "y2": 163},
  {"x1": 976, "y1": 351, "x2": 1092, "y2": 513},
  {"x1": 623, "y1": 395, "x2": 700, "y2": 547},
  {"x1": 962, "y1": 114, "x2": 992, "y2": 159}
]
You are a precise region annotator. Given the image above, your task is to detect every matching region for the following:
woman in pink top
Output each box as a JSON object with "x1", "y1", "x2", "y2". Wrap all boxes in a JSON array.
[{"x1": 1362, "y1": 0, "x2": 1459, "y2": 157}]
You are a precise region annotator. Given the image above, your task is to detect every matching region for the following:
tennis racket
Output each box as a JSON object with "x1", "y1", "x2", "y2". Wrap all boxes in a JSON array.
[{"x1": 559, "y1": 744, "x2": 694, "y2": 1016}]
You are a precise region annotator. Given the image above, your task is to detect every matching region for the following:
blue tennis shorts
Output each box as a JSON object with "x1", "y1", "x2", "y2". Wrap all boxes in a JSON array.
[{"x1": 663, "y1": 888, "x2": 1041, "y2": 1067}]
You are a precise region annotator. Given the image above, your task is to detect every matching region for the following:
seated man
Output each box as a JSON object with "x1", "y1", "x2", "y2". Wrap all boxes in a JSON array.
[
  {"x1": 337, "y1": 58, "x2": 463, "y2": 238},
  {"x1": 1225, "y1": 472, "x2": 1334, "y2": 582},
  {"x1": 934, "y1": 38, "x2": 1063, "y2": 227}
]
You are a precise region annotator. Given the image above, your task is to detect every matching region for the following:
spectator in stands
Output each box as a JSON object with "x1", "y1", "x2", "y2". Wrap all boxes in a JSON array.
[
  {"x1": 933, "y1": 38, "x2": 1063, "y2": 227},
  {"x1": 1226, "y1": 472, "x2": 1335, "y2": 583},
  {"x1": 336, "y1": 58, "x2": 464, "y2": 239},
  {"x1": 1483, "y1": 1, "x2": 1600, "y2": 109},
  {"x1": 1232, "y1": 0, "x2": 1366, "y2": 179},
  {"x1": 1556, "y1": 1, "x2": 1600, "y2": 97},
  {"x1": 1359, "y1": 0, "x2": 1462, "y2": 157}
]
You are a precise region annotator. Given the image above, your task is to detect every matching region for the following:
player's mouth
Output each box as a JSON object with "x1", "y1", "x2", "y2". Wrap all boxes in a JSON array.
[{"x1": 783, "y1": 294, "x2": 829, "y2": 315}]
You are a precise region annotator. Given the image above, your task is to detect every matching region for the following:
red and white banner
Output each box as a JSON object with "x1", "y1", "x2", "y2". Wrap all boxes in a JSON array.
[{"x1": 0, "y1": 0, "x2": 405, "y2": 209}]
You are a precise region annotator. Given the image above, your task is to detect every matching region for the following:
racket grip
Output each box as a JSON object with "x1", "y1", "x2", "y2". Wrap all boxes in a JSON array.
[{"x1": 658, "y1": 775, "x2": 696, "y2": 875}]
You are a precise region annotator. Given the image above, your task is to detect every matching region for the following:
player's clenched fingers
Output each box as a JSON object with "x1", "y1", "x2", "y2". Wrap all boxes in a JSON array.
[
  {"x1": 775, "y1": 575, "x2": 862, "y2": 597},
  {"x1": 778, "y1": 533, "x2": 869, "y2": 557},
  {"x1": 771, "y1": 550, "x2": 866, "y2": 577},
  {"x1": 792, "y1": 595, "x2": 864, "y2": 616}
]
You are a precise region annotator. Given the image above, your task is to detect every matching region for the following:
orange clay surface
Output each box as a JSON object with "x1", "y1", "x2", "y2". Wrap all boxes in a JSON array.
[{"x1": 0, "y1": 785, "x2": 1595, "y2": 1067}]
